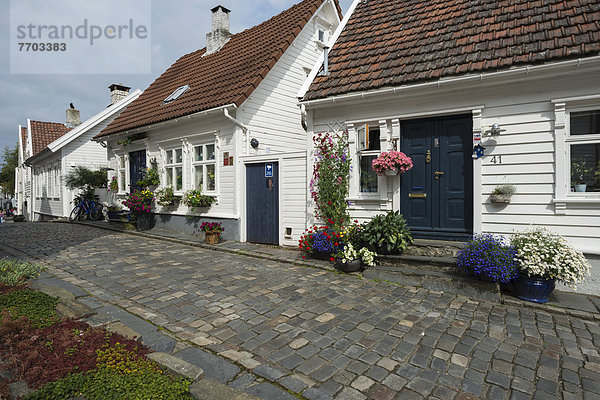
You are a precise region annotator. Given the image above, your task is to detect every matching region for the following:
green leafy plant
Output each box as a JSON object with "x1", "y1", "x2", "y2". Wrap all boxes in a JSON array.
[
  {"x1": 571, "y1": 161, "x2": 592, "y2": 185},
  {"x1": 108, "y1": 176, "x2": 119, "y2": 192},
  {"x1": 156, "y1": 186, "x2": 176, "y2": 206},
  {"x1": 137, "y1": 160, "x2": 160, "y2": 188},
  {"x1": 491, "y1": 185, "x2": 516, "y2": 196},
  {"x1": 65, "y1": 166, "x2": 107, "y2": 190},
  {"x1": 182, "y1": 189, "x2": 215, "y2": 209},
  {"x1": 0, "y1": 290, "x2": 58, "y2": 327},
  {"x1": 0, "y1": 258, "x2": 46, "y2": 286},
  {"x1": 310, "y1": 131, "x2": 351, "y2": 230},
  {"x1": 511, "y1": 227, "x2": 590, "y2": 288},
  {"x1": 358, "y1": 211, "x2": 413, "y2": 255}
]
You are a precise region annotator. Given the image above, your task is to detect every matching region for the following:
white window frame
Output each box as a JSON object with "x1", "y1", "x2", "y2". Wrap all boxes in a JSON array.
[
  {"x1": 163, "y1": 147, "x2": 184, "y2": 194},
  {"x1": 552, "y1": 96, "x2": 600, "y2": 214},
  {"x1": 353, "y1": 122, "x2": 385, "y2": 198},
  {"x1": 191, "y1": 142, "x2": 217, "y2": 195},
  {"x1": 117, "y1": 155, "x2": 127, "y2": 194}
]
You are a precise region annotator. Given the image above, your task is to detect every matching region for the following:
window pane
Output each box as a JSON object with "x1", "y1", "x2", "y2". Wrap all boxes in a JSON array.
[
  {"x1": 119, "y1": 157, "x2": 125, "y2": 169},
  {"x1": 194, "y1": 165, "x2": 203, "y2": 190},
  {"x1": 207, "y1": 164, "x2": 216, "y2": 191},
  {"x1": 360, "y1": 155, "x2": 378, "y2": 193},
  {"x1": 176, "y1": 167, "x2": 183, "y2": 191},
  {"x1": 165, "y1": 151, "x2": 173, "y2": 165},
  {"x1": 195, "y1": 146, "x2": 203, "y2": 162},
  {"x1": 571, "y1": 144, "x2": 600, "y2": 192},
  {"x1": 368, "y1": 128, "x2": 380, "y2": 150},
  {"x1": 571, "y1": 110, "x2": 600, "y2": 136},
  {"x1": 166, "y1": 167, "x2": 173, "y2": 187},
  {"x1": 175, "y1": 149, "x2": 183, "y2": 164},
  {"x1": 206, "y1": 144, "x2": 215, "y2": 160},
  {"x1": 119, "y1": 174, "x2": 125, "y2": 192}
]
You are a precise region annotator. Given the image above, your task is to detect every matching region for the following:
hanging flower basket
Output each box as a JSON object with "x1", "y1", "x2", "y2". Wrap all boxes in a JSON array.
[{"x1": 372, "y1": 151, "x2": 413, "y2": 177}]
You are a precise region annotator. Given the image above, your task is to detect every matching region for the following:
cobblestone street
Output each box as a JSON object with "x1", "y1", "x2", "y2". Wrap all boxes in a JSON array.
[{"x1": 1, "y1": 223, "x2": 600, "y2": 399}]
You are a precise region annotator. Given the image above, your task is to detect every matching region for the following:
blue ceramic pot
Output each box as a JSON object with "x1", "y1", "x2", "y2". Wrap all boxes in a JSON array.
[{"x1": 515, "y1": 275, "x2": 555, "y2": 303}]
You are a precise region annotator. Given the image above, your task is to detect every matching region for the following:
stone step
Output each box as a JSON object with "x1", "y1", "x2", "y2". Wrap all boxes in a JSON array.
[
  {"x1": 403, "y1": 239, "x2": 466, "y2": 258},
  {"x1": 365, "y1": 253, "x2": 501, "y2": 303}
]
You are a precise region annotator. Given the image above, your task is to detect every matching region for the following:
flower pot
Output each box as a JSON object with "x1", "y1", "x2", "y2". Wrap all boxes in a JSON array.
[
  {"x1": 575, "y1": 184, "x2": 587, "y2": 192},
  {"x1": 310, "y1": 250, "x2": 333, "y2": 261},
  {"x1": 384, "y1": 168, "x2": 398, "y2": 176},
  {"x1": 335, "y1": 257, "x2": 362, "y2": 273},
  {"x1": 107, "y1": 210, "x2": 120, "y2": 220},
  {"x1": 136, "y1": 212, "x2": 153, "y2": 231},
  {"x1": 490, "y1": 194, "x2": 512, "y2": 203},
  {"x1": 514, "y1": 275, "x2": 555, "y2": 304},
  {"x1": 204, "y1": 229, "x2": 221, "y2": 245}
]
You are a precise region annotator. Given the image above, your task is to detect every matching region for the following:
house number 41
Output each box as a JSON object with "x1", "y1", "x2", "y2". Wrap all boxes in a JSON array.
[{"x1": 490, "y1": 155, "x2": 503, "y2": 164}]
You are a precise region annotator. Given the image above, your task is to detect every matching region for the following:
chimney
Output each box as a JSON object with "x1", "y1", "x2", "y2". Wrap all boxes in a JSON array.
[
  {"x1": 109, "y1": 83, "x2": 131, "y2": 105},
  {"x1": 205, "y1": 5, "x2": 231, "y2": 55},
  {"x1": 66, "y1": 104, "x2": 81, "y2": 128}
]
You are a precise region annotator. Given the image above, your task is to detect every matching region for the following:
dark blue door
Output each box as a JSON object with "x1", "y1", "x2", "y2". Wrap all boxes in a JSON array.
[
  {"x1": 129, "y1": 150, "x2": 146, "y2": 193},
  {"x1": 246, "y1": 163, "x2": 279, "y2": 244},
  {"x1": 400, "y1": 114, "x2": 473, "y2": 239}
]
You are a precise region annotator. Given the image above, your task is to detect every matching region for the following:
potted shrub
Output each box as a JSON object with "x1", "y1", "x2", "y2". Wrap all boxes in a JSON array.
[
  {"x1": 490, "y1": 185, "x2": 516, "y2": 203},
  {"x1": 106, "y1": 204, "x2": 122, "y2": 220},
  {"x1": 156, "y1": 186, "x2": 177, "y2": 207},
  {"x1": 200, "y1": 222, "x2": 224, "y2": 244},
  {"x1": 358, "y1": 211, "x2": 413, "y2": 255},
  {"x1": 456, "y1": 234, "x2": 518, "y2": 284},
  {"x1": 122, "y1": 190, "x2": 154, "y2": 231},
  {"x1": 182, "y1": 189, "x2": 215, "y2": 212},
  {"x1": 371, "y1": 151, "x2": 413, "y2": 176},
  {"x1": 571, "y1": 161, "x2": 591, "y2": 192},
  {"x1": 299, "y1": 225, "x2": 339, "y2": 261},
  {"x1": 511, "y1": 227, "x2": 591, "y2": 303}
]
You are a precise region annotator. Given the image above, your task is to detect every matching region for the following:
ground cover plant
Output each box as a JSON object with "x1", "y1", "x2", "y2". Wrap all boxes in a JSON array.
[{"x1": 0, "y1": 258, "x2": 45, "y2": 287}]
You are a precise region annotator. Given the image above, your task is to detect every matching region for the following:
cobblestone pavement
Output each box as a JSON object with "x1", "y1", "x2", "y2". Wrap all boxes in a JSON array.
[{"x1": 2, "y1": 223, "x2": 600, "y2": 400}]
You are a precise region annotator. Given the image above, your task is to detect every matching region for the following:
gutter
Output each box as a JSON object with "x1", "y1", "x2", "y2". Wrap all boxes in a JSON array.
[
  {"x1": 300, "y1": 55, "x2": 600, "y2": 108},
  {"x1": 94, "y1": 104, "x2": 238, "y2": 142}
]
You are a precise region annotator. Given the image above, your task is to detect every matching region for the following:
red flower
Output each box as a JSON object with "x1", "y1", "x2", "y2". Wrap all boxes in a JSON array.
[
  {"x1": 302, "y1": 256, "x2": 306, "y2": 259},
  {"x1": 329, "y1": 257, "x2": 335, "y2": 262}
]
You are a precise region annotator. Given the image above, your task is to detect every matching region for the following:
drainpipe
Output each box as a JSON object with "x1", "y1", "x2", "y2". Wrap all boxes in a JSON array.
[{"x1": 223, "y1": 108, "x2": 250, "y2": 154}]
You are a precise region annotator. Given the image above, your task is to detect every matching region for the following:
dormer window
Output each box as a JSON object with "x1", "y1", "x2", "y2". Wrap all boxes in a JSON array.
[
  {"x1": 318, "y1": 29, "x2": 326, "y2": 42},
  {"x1": 164, "y1": 85, "x2": 189, "y2": 103}
]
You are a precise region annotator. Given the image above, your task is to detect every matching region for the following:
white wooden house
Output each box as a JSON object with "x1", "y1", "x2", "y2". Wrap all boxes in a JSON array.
[
  {"x1": 300, "y1": 0, "x2": 600, "y2": 294},
  {"x1": 94, "y1": 1, "x2": 341, "y2": 246},
  {"x1": 20, "y1": 86, "x2": 141, "y2": 221}
]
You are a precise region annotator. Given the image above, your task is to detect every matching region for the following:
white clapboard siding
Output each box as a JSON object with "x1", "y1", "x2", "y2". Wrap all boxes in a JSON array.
[{"x1": 281, "y1": 155, "x2": 307, "y2": 246}]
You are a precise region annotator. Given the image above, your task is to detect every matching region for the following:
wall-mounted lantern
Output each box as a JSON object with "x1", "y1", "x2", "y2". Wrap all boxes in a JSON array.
[{"x1": 484, "y1": 123, "x2": 506, "y2": 136}]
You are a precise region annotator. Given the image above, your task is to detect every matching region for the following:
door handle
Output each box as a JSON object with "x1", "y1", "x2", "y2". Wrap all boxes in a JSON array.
[
  {"x1": 434, "y1": 171, "x2": 445, "y2": 179},
  {"x1": 266, "y1": 179, "x2": 273, "y2": 191}
]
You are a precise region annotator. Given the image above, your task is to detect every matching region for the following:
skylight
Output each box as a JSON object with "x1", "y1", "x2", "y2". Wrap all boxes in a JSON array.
[{"x1": 164, "y1": 85, "x2": 189, "y2": 103}]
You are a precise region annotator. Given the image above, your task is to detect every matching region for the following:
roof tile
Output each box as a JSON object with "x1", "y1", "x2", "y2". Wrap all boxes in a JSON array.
[
  {"x1": 29, "y1": 121, "x2": 70, "y2": 157},
  {"x1": 304, "y1": 0, "x2": 600, "y2": 101}
]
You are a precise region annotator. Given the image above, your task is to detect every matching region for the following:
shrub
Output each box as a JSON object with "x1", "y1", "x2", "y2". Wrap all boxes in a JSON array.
[
  {"x1": 156, "y1": 186, "x2": 176, "y2": 206},
  {"x1": 136, "y1": 160, "x2": 160, "y2": 188},
  {"x1": 0, "y1": 258, "x2": 45, "y2": 286},
  {"x1": 65, "y1": 166, "x2": 107, "y2": 190},
  {"x1": 456, "y1": 234, "x2": 518, "y2": 283},
  {"x1": 359, "y1": 211, "x2": 413, "y2": 254},
  {"x1": 511, "y1": 227, "x2": 591, "y2": 287},
  {"x1": 310, "y1": 131, "x2": 351, "y2": 230},
  {"x1": 182, "y1": 190, "x2": 215, "y2": 209},
  {"x1": 122, "y1": 190, "x2": 154, "y2": 214}
]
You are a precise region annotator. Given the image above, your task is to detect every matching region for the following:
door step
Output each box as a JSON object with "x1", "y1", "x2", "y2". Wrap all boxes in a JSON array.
[{"x1": 364, "y1": 248, "x2": 502, "y2": 303}]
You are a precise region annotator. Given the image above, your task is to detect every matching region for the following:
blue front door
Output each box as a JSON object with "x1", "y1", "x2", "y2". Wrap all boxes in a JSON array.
[
  {"x1": 129, "y1": 150, "x2": 146, "y2": 193},
  {"x1": 400, "y1": 114, "x2": 473, "y2": 240},
  {"x1": 246, "y1": 163, "x2": 279, "y2": 244}
]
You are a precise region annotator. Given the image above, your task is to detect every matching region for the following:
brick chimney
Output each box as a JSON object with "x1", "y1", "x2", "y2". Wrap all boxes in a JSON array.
[
  {"x1": 205, "y1": 5, "x2": 231, "y2": 55},
  {"x1": 66, "y1": 104, "x2": 81, "y2": 128},
  {"x1": 109, "y1": 83, "x2": 131, "y2": 105}
]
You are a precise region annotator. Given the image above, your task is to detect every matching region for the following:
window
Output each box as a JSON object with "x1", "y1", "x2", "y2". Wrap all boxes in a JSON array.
[
  {"x1": 192, "y1": 143, "x2": 216, "y2": 193},
  {"x1": 357, "y1": 124, "x2": 380, "y2": 193},
  {"x1": 49, "y1": 167, "x2": 55, "y2": 198},
  {"x1": 117, "y1": 156, "x2": 126, "y2": 193},
  {"x1": 164, "y1": 148, "x2": 183, "y2": 192},
  {"x1": 54, "y1": 167, "x2": 60, "y2": 198},
  {"x1": 568, "y1": 109, "x2": 600, "y2": 193},
  {"x1": 164, "y1": 85, "x2": 189, "y2": 103}
]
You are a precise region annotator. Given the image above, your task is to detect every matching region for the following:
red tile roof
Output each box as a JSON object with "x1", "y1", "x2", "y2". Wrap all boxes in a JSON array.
[
  {"x1": 304, "y1": 0, "x2": 600, "y2": 101},
  {"x1": 29, "y1": 121, "x2": 70, "y2": 157},
  {"x1": 20, "y1": 127, "x2": 27, "y2": 151},
  {"x1": 98, "y1": 0, "x2": 338, "y2": 138}
]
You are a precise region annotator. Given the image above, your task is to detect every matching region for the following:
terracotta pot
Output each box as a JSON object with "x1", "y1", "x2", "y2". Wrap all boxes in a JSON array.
[{"x1": 204, "y1": 229, "x2": 221, "y2": 245}]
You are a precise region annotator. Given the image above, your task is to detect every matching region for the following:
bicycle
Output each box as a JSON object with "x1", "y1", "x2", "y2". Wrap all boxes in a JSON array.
[{"x1": 69, "y1": 198, "x2": 104, "y2": 221}]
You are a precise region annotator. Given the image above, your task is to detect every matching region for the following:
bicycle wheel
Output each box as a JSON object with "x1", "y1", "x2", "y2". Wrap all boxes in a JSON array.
[
  {"x1": 69, "y1": 205, "x2": 82, "y2": 222},
  {"x1": 91, "y1": 203, "x2": 104, "y2": 221}
]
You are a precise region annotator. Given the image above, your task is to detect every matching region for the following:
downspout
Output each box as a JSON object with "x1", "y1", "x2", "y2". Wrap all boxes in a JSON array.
[{"x1": 223, "y1": 108, "x2": 250, "y2": 154}]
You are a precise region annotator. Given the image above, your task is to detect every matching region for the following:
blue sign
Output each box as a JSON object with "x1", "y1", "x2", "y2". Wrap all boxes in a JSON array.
[{"x1": 265, "y1": 163, "x2": 273, "y2": 178}]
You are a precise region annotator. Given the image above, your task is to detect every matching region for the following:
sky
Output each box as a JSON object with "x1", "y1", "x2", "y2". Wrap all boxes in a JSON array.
[{"x1": 0, "y1": 0, "x2": 353, "y2": 152}]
